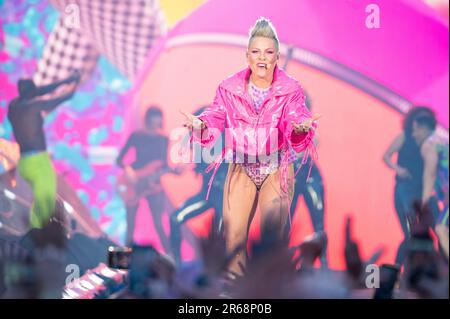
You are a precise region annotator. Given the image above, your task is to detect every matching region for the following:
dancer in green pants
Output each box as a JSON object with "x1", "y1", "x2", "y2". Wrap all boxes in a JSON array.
[{"x1": 8, "y1": 72, "x2": 80, "y2": 228}]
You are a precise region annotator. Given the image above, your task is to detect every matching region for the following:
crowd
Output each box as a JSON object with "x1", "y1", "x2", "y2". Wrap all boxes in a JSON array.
[{"x1": 0, "y1": 199, "x2": 448, "y2": 299}]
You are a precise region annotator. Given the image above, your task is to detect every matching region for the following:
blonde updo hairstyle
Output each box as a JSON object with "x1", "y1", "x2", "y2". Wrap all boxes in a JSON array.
[{"x1": 248, "y1": 17, "x2": 280, "y2": 52}]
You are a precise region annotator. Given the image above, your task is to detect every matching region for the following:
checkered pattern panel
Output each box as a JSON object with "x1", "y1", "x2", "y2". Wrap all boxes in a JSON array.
[
  {"x1": 33, "y1": 18, "x2": 99, "y2": 86},
  {"x1": 34, "y1": 0, "x2": 167, "y2": 85}
]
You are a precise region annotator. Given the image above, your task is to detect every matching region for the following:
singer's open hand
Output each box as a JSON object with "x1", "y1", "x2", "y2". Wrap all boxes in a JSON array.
[
  {"x1": 292, "y1": 114, "x2": 321, "y2": 134},
  {"x1": 180, "y1": 110, "x2": 206, "y2": 130}
]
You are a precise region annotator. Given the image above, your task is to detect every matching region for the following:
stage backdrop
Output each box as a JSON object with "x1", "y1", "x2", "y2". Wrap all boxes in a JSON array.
[
  {"x1": 0, "y1": 0, "x2": 205, "y2": 248},
  {"x1": 128, "y1": 0, "x2": 449, "y2": 269},
  {"x1": 1, "y1": 0, "x2": 448, "y2": 269}
]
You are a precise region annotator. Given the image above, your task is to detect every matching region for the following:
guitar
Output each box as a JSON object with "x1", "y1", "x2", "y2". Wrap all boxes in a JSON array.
[{"x1": 117, "y1": 160, "x2": 182, "y2": 206}]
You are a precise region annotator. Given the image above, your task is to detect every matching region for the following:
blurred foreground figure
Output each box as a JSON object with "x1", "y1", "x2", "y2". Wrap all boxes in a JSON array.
[
  {"x1": 0, "y1": 139, "x2": 20, "y2": 174},
  {"x1": 1, "y1": 202, "x2": 68, "y2": 299}
]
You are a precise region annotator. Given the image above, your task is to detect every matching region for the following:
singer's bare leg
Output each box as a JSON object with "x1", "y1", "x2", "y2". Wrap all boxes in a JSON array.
[
  {"x1": 258, "y1": 164, "x2": 294, "y2": 237},
  {"x1": 222, "y1": 164, "x2": 258, "y2": 276}
]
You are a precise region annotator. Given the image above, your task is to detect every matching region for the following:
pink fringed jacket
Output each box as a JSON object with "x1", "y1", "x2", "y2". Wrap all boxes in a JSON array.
[{"x1": 192, "y1": 65, "x2": 317, "y2": 199}]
